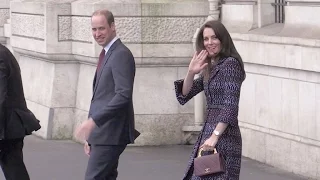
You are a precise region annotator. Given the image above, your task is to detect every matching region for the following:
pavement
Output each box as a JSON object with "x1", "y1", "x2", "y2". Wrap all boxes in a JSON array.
[{"x1": 0, "y1": 135, "x2": 308, "y2": 180}]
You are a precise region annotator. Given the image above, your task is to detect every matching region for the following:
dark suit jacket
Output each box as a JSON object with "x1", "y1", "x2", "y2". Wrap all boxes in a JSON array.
[
  {"x1": 0, "y1": 44, "x2": 41, "y2": 141},
  {"x1": 87, "y1": 39, "x2": 139, "y2": 145}
]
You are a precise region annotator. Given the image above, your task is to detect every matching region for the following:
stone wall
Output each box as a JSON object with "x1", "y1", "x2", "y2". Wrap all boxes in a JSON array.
[
  {"x1": 1, "y1": 0, "x2": 209, "y2": 145},
  {"x1": 236, "y1": 33, "x2": 320, "y2": 179},
  {"x1": 221, "y1": 1, "x2": 320, "y2": 179},
  {"x1": 1, "y1": 0, "x2": 320, "y2": 179}
]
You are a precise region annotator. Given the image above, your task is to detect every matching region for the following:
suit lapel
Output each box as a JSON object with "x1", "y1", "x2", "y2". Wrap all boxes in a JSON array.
[{"x1": 92, "y1": 39, "x2": 122, "y2": 98}]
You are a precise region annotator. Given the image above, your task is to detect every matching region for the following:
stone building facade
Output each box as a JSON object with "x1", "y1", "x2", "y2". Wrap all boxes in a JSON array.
[{"x1": 0, "y1": 0, "x2": 319, "y2": 179}]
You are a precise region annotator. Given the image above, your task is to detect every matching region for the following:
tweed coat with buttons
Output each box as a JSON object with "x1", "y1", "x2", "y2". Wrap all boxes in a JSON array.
[{"x1": 174, "y1": 57, "x2": 245, "y2": 180}]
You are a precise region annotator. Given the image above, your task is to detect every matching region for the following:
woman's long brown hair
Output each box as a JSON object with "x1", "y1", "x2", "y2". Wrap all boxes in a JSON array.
[{"x1": 195, "y1": 20, "x2": 246, "y2": 81}]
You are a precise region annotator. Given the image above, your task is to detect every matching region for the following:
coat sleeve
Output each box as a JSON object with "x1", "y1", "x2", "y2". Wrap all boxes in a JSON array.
[
  {"x1": 0, "y1": 58, "x2": 8, "y2": 129},
  {"x1": 174, "y1": 75, "x2": 204, "y2": 105},
  {"x1": 90, "y1": 50, "x2": 135, "y2": 127},
  {"x1": 216, "y1": 58, "x2": 244, "y2": 127}
]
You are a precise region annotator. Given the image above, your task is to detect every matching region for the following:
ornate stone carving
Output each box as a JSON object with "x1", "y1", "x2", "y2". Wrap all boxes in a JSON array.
[{"x1": 207, "y1": 0, "x2": 221, "y2": 21}]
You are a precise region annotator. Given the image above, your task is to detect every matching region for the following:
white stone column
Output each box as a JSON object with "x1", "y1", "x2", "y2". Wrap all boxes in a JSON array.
[
  {"x1": 221, "y1": 0, "x2": 259, "y2": 32},
  {"x1": 192, "y1": 0, "x2": 221, "y2": 127},
  {"x1": 10, "y1": 0, "x2": 78, "y2": 140},
  {"x1": 181, "y1": 24, "x2": 207, "y2": 144},
  {"x1": 192, "y1": 28, "x2": 206, "y2": 126},
  {"x1": 207, "y1": 0, "x2": 221, "y2": 21},
  {"x1": 257, "y1": 0, "x2": 275, "y2": 28}
]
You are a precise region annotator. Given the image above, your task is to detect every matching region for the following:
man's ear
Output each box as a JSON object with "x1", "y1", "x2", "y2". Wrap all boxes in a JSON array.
[{"x1": 111, "y1": 22, "x2": 115, "y2": 31}]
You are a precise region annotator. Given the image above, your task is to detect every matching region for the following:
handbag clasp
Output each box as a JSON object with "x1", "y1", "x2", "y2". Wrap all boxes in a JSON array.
[{"x1": 197, "y1": 147, "x2": 217, "y2": 157}]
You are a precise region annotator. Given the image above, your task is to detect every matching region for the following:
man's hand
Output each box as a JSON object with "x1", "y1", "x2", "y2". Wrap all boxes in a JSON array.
[
  {"x1": 84, "y1": 141, "x2": 91, "y2": 156},
  {"x1": 75, "y1": 118, "x2": 96, "y2": 141}
]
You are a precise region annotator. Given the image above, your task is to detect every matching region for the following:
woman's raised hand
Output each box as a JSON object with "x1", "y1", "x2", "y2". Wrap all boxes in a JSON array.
[{"x1": 188, "y1": 50, "x2": 208, "y2": 75}]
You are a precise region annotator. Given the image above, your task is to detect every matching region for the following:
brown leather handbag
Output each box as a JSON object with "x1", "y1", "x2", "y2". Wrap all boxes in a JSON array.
[{"x1": 193, "y1": 148, "x2": 226, "y2": 177}]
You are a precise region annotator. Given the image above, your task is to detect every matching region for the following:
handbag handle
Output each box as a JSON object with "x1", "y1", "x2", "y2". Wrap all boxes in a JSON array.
[{"x1": 197, "y1": 147, "x2": 217, "y2": 157}]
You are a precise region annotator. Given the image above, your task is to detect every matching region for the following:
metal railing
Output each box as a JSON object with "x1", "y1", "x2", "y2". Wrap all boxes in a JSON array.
[{"x1": 272, "y1": 0, "x2": 286, "y2": 23}]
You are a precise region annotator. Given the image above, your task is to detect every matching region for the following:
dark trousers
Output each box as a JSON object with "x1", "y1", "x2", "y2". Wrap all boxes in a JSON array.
[
  {"x1": 0, "y1": 139, "x2": 30, "y2": 180},
  {"x1": 85, "y1": 145, "x2": 126, "y2": 180}
]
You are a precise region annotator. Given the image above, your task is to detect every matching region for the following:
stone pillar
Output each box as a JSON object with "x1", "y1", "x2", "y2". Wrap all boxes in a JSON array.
[
  {"x1": 279, "y1": 0, "x2": 320, "y2": 38},
  {"x1": 192, "y1": 28, "x2": 206, "y2": 126},
  {"x1": 257, "y1": 0, "x2": 275, "y2": 27},
  {"x1": 192, "y1": 0, "x2": 222, "y2": 128},
  {"x1": 10, "y1": 0, "x2": 79, "y2": 139},
  {"x1": 221, "y1": 0, "x2": 259, "y2": 32},
  {"x1": 207, "y1": 0, "x2": 221, "y2": 21},
  {"x1": 182, "y1": 0, "x2": 222, "y2": 144},
  {"x1": 8, "y1": 0, "x2": 209, "y2": 145}
]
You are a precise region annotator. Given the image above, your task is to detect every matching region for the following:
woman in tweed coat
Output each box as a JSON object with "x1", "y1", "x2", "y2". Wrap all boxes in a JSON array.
[{"x1": 174, "y1": 20, "x2": 246, "y2": 180}]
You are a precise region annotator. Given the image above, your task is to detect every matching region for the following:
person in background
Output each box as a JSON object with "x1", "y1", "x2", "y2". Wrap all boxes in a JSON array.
[{"x1": 0, "y1": 43, "x2": 41, "y2": 180}]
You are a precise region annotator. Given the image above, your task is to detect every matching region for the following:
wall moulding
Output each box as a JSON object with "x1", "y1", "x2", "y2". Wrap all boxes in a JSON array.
[
  {"x1": 13, "y1": 47, "x2": 191, "y2": 67},
  {"x1": 231, "y1": 33, "x2": 320, "y2": 48},
  {"x1": 287, "y1": 1, "x2": 320, "y2": 6},
  {"x1": 223, "y1": 0, "x2": 257, "y2": 5},
  {"x1": 239, "y1": 121, "x2": 320, "y2": 148},
  {"x1": 13, "y1": 47, "x2": 78, "y2": 64}
]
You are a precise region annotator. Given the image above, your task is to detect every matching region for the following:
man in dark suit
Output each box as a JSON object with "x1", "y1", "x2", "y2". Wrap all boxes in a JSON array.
[
  {"x1": 75, "y1": 9, "x2": 140, "y2": 180},
  {"x1": 0, "y1": 43, "x2": 41, "y2": 180}
]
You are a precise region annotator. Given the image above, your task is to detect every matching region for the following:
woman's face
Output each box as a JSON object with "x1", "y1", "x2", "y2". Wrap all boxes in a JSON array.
[{"x1": 203, "y1": 27, "x2": 221, "y2": 57}]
